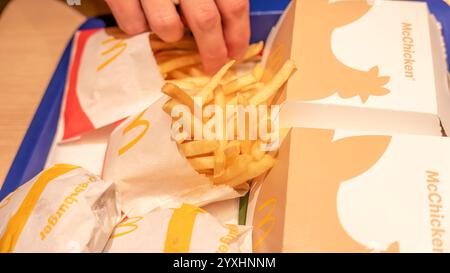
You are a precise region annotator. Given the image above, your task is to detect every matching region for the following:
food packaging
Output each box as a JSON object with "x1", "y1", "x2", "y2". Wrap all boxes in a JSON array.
[
  {"x1": 62, "y1": 27, "x2": 164, "y2": 141},
  {"x1": 262, "y1": 0, "x2": 450, "y2": 136},
  {"x1": 0, "y1": 164, "x2": 120, "y2": 253},
  {"x1": 247, "y1": 127, "x2": 450, "y2": 253},
  {"x1": 102, "y1": 97, "x2": 243, "y2": 215},
  {"x1": 105, "y1": 203, "x2": 251, "y2": 253}
]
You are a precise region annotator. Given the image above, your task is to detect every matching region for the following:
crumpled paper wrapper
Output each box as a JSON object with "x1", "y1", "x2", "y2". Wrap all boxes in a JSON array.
[
  {"x1": 63, "y1": 27, "x2": 164, "y2": 141},
  {"x1": 0, "y1": 164, "x2": 120, "y2": 253},
  {"x1": 104, "y1": 203, "x2": 252, "y2": 253},
  {"x1": 102, "y1": 97, "x2": 243, "y2": 215}
]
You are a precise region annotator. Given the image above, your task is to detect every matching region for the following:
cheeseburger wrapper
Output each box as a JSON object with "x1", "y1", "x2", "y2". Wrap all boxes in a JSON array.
[{"x1": 0, "y1": 164, "x2": 120, "y2": 253}]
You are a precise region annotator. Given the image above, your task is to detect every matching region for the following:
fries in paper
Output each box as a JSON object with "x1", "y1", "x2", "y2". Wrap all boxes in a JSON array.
[{"x1": 152, "y1": 34, "x2": 297, "y2": 190}]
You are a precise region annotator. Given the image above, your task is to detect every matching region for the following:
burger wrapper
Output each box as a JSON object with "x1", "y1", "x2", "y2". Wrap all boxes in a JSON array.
[
  {"x1": 0, "y1": 164, "x2": 120, "y2": 253},
  {"x1": 105, "y1": 203, "x2": 252, "y2": 253}
]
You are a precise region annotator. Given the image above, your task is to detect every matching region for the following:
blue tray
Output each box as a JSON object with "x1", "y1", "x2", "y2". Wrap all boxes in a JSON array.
[
  {"x1": 422, "y1": 0, "x2": 450, "y2": 71},
  {"x1": 0, "y1": 1, "x2": 288, "y2": 200},
  {"x1": 1, "y1": 0, "x2": 449, "y2": 200}
]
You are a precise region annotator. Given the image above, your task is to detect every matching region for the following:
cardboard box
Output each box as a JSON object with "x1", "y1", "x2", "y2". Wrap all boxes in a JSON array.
[
  {"x1": 262, "y1": 0, "x2": 450, "y2": 136},
  {"x1": 247, "y1": 127, "x2": 450, "y2": 252}
]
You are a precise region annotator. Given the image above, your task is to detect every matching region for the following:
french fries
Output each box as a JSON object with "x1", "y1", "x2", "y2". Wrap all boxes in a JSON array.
[
  {"x1": 187, "y1": 66, "x2": 206, "y2": 77},
  {"x1": 159, "y1": 54, "x2": 201, "y2": 74},
  {"x1": 242, "y1": 41, "x2": 264, "y2": 62},
  {"x1": 150, "y1": 34, "x2": 197, "y2": 52},
  {"x1": 188, "y1": 156, "x2": 215, "y2": 171},
  {"x1": 251, "y1": 141, "x2": 265, "y2": 161},
  {"x1": 161, "y1": 83, "x2": 195, "y2": 112},
  {"x1": 214, "y1": 86, "x2": 227, "y2": 177},
  {"x1": 213, "y1": 155, "x2": 253, "y2": 184},
  {"x1": 249, "y1": 60, "x2": 297, "y2": 105},
  {"x1": 198, "y1": 60, "x2": 236, "y2": 104},
  {"x1": 225, "y1": 155, "x2": 275, "y2": 188},
  {"x1": 223, "y1": 73, "x2": 257, "y2": 96},
  {"x1": 162, "y1": 99, "x2": 180, "y2": 115},
  {"x1": 167, "y1": 70, "x2": 189, "y2": 79},
  {"x1": 166, "y1": 80, "x2": 196, "y2": 90},
  {"x1": 152, "y1": 32, "x2": 296, "y2": 190},
  {"x1": 180, "y1": 140, "x2": 219, "y2": 157},
  {"x1": 224, "y1": 141, "x2": 240, "y2": 159}
]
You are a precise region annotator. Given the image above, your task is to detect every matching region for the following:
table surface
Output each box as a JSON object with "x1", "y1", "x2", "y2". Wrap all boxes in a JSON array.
[{"x1": 0, "y1": 0, "x2": 111, "y2": 189}]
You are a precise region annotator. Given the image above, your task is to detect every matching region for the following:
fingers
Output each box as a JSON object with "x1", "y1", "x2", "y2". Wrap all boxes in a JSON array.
[
  {"x1": 141, "y1": 0, "x2": 185, "y2": 42},
  {"x1": 180, "y1": 0, "x2": 228, "y2": 74},
  {"x1": 106, "y1": 0, "x2": 250, "y2": 74},
  {"x1": 106, "y1": 0, "x2": 184, "y2": 42},
  {"x1": 215, "y1": 0, "x2": 250, "y2": 60},
  {"x1": 105, "y1": 0, "x2": 149, "y2": 35}
]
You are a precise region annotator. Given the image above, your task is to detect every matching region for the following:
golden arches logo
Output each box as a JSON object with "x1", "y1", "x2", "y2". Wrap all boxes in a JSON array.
[
  {"x1": 118, "y1": 110, "x2": 150, "y2": 156},
  {"x1": 253, "y1": 197, "x2": 277, "y2": 250},
  {"x1": 110, "y1": 216, "x2": 144, "y2": 239},
  {"x1": 97, "y1": 35, "x2": 128, "y2": 72}
]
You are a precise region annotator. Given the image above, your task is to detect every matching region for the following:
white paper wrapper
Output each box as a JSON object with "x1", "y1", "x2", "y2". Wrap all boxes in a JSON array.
[
  {"x1": 203, "y1": 198, "x2": 240, "y2": 225},
  {"x1": 62, "y1": 27, "x2": 164, "y2": 141},
  {"x1": 102, "y1": 97, "x2": 242, "y2": 215},
  {"x1": 45, "y1": 121, "x2": 116, "y2": 176},
  {"x1": 0, "y1": 164, "x2": 120, "y2": 253},
  {"x1": 104, "y1": 203, "x2": 252, "y2": 253}
]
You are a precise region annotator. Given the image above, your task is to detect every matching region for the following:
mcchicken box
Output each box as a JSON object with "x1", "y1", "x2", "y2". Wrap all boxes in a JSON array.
[
  {"x1": 246, "y1": 127, "x2": 450, "y2": 253},
  {"x1": 264, "y1": 0, "x2": 450, "y2": 136}
]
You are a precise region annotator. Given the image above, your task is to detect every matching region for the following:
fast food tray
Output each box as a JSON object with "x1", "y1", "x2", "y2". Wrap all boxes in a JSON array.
[
  {"x1": 1, "y1": 0, "x2": 449, "y2": 200},
  {"x1": 0, "y1": 0, "x2": 291, "y2": 200}
]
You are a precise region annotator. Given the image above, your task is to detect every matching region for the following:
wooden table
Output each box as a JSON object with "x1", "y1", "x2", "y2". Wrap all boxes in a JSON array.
[{"x1": 0, "y1": 0, "x2": 110, "y2": 188}]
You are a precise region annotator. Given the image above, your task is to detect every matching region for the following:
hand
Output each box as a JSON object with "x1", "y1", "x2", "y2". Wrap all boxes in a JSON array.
[{"x1": 105, "y1": 0, "x2": 251, "y2": 74}]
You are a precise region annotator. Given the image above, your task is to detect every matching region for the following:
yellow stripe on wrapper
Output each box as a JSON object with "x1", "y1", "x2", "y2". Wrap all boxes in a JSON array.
[
  {"x1": 163, "y1": 204, "x2": 206, "y2": 253},
  {"x1": 0, "y1": 164, "x2": 80, "y2": 253}
]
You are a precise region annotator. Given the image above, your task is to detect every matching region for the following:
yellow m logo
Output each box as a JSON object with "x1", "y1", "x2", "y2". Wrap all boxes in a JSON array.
[
  {"x1": 111, "y1": 216, "x2": 144, "y2": 239},
  {"x1": 97, "y1": 33, "x2": 128, "y2": 72},
  {"x1": 118, "y1": 110, "x2": 150, "y2": 156},
  {"x1": 253, "y1": 197, "x2": 277, "y2": 251}
]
